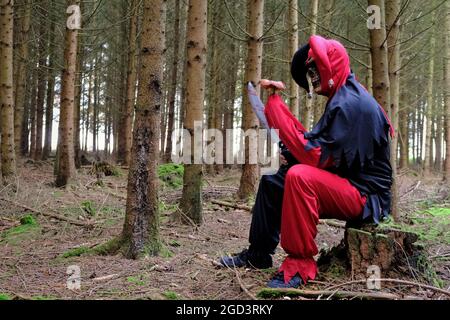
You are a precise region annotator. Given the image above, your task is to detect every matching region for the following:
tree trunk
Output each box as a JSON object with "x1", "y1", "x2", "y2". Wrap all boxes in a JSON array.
[
  {"x1": 180, "y1": 0, "x2": 208, "y2": 225},
  {"x1": 386, "y1": 0, "x2": 401, "y2": 168},
  {"x1": 163, "y1": 0, "x2": 181, "y2": 163},
  {"x1": 121, "y1": 0, "x2": 166, "y2": 258},
  {"x1": 55, "y1": 0, "x2": 80, "y2": 187},
  {"x1": 0, "y1": 0, "x2": 17, "y2": 179},
  {"x1": 223, "y1": 38, "x2": 239, "y2": 169},
  {"x1": 118, "y1": 0, "x2": 138, "y2": 165},
  {"x1": 29, "y1": 73, "x2": 37, "y2": 159},
  {"x1": 399, "y1": 91, "x2": 408, "y2": 169},
  {"x1": 20, "y1": 84, "x2": 30, "y2": 156},
  {"x1": 435, "y1": 93, "x2": 443, "y2": 171},
  {"x1": 423, "y1": 18, "x2": 436, "y2": 175},
  {"x1": 73, "y1": 1, "x2": 85, "y2": 168},
  {"x1": 287, "y1": 0, "x2": 299, "y2": 118},
  {"x1": 301, "y1": 0, "x2": 318, "y2": 130},
  {"x1": 385, "y1": 0, "x2": 401, "y2": 221},
  {"x1": 85, "y1": 69, "x2": 93, "y2": 152},
  {"x1": 14, "y1": 0, "x2": 31, "y2": 157},
  {"x1": 237, "y1": 0, "x2": 264, "y2": 200},
  {"x1": 178, "y1": 0, "x2": 189, "y2": 132},
  {"x1": 43, "y1": 18, "x2": 56, "y2": 160},
  {"x1": 92, "y1": 51, "x2": 101, "y2": 154},
  {"x1": 368, "y1": 0, "x2": 397, "y2": 220},
  {"x1": 444, "y1": 0, "x2": 450, "y2": 181},
  {"x1": 34, "y1": 1, "x2": 48, "y2": 160}
]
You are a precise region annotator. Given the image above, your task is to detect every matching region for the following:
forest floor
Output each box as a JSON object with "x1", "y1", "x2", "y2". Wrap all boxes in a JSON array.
[{"x1": 0, "y1": 159, "x2": 449, "y2": 300}]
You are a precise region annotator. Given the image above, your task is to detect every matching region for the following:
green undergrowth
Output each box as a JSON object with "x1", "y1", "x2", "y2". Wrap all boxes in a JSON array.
[
  {"x1": 60, "y1": 246, "x2": 91, "y2": 258},
  {"x1": 380, "y1": 206, "x2": 450, "y2": 245},
  {"x1": 0, "y1": 293, "x2": 12, "y2": 300},
  {"x1": 0, "y1": 214, "x2": 40, "y2": 245},
  {"x1": 162, "y1": 291, "x2": 180, "y2": 300},
  {"x1": 158, "y1": 164, "x2": 184, "y2": 189}
]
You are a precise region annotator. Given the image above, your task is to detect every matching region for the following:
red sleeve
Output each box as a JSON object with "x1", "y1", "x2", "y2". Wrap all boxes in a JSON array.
[{"x1": 264, "y1": 94, "x2": 332, "y2": 168}]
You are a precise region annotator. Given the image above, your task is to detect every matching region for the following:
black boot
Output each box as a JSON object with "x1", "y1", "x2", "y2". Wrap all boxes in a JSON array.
[{"x1": 219, "y1": 248, "x2": 272, "y2": 269}]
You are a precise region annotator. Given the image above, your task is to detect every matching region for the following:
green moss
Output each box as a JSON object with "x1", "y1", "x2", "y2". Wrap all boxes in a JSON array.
[
  {"x1": 0, "y1": 293, "x2": 12, "y2": 300},
  {"x1": 415, "y1": 253, "x2": 445, "y2": 288},
  {"x1": 169, "y1": 240, "x2": 180, "y2": 247},
  {"x1": 60, "y1": 246, "x2": 90, "y2": 258},
  {"x1": 1, "y1": 215, "x2": 40, "y2": 245},
  {"x1": 380, "y1": 206, "x2": 450, "y2": 245},
  {"x1": 162, "y1": 291, "x2": 180, "y2": 300},
  {"x1": 20, "y1": 214, "x2": 37, "y2": 225},
  {"x1": 32, "y1": 295, "x2": 57, "y2": 300},
  {"x1": 257, "y1": 288, "x2": 303, "y2": 299},
  {"x1": 158, "y1": 243, "x2": 173, "y2": 258},
  {"x1": 81, "y1": 200, "x2": 96, "y2": 217},
  {"x1": 92, "y1": 237, "x2": 124, "y2": 256},
  {"x1": 126, "y1": 276, "x2": 145, "y2": 286},
  {"x1": 158, "y1": 164, "x2": 184, "y2": 188}
]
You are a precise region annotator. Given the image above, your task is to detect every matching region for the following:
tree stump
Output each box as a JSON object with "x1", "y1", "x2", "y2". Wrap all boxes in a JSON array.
[
  {"x1": 345, "y1": 224, "x2": 421, "y2": 276},
  {"x1": 318, "y1": 222, "x2": 425, "y2": 278}
]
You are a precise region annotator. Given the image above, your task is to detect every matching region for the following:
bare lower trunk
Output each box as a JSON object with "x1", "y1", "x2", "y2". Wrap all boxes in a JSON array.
[
  {"x1": 288, "y1": 0, "x2": 299, "y2": 118},
  {"x1": 423, "y1": 20, "x2": 436, "y2": 175},
  {"x1": 0, "y1": 0, "x2": 17, "y2": 179},
  {"x1": 443, "y1": 0, "x2": 450, "y2": 181},
  {"x1": 368, "y1": 0, "x2": 397, "y2": 220},
  {"x1": 34, "y1": 1, "x2": 48, "y2": 160},
  {"x1": 163, "y1": 0, "x2": 181, "y2": 163},
  {"x1": 14, "y1": 0, "x2": 31, "y2": 157},
  {"x1": 238, "y1": 0, "x2": 264, "y2": 200},
  {"x1": 122, "y1": 0, "x2": 166, "y2": 258},
  {"x1": 118, "y1": 0, "x2": 138, "y2": 165},
  {"x1": 55, "y1": 0, "x2": 80, "y2": 187},
  {"x1": 180, "y1": 0, "x2": 208, "y2": 224},
  {"x1": 43, "y1": 18, "x2": 56, "y2": 160}
]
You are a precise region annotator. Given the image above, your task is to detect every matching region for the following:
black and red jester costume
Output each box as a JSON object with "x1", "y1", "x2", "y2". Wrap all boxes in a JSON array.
[{"x1": 220, "y1": 35, "x2": 393, "y2": 288}]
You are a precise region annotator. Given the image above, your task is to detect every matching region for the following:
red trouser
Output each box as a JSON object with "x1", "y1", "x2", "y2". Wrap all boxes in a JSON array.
[{"x1": 264, "y1": 94, "x2": 366, "y2": 283}]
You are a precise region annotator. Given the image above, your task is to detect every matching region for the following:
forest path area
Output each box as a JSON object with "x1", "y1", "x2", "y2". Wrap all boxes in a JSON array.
[{"x1": 0, "y1": 160, "x2": 449, "y2": 300}]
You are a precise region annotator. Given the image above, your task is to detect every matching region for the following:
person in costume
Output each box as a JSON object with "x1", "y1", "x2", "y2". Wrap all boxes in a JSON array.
[{"x1": 219, "y1": 35, "x2": 394, "y2": 288}]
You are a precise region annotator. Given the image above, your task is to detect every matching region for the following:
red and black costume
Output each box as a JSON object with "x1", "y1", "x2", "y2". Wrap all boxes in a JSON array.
[{"x1": 220, "y1": 35, "x2": 393, "y2": 286}]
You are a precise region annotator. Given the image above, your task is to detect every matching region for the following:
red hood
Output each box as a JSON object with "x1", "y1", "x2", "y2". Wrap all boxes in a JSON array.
[{"x1": 308, "y1": 35, "x2": 351, "y2": 97}]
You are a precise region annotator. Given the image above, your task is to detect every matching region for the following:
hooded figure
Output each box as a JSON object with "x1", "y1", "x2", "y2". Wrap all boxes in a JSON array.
[{"x1": 219, "y1": 35, "x2": 393, "y2": 289}]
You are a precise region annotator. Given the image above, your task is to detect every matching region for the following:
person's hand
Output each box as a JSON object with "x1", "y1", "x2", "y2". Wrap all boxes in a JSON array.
[
  {"x1": 280, "y1": 153, "x2": 288, "y2": 166},
  {"x1": 260, "y1": 79, "x2": 286, "y2": 95}
]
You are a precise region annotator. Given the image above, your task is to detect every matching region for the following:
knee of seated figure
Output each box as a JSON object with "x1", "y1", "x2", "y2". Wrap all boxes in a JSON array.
[{"x1": 286, "y1": 164, "x2": 315, "y2": 185}]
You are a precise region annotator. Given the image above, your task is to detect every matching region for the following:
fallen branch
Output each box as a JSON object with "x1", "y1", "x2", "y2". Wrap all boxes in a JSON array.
[
  {"x1": 211, "y1": 200, "x2": 252, "y2": 212},
  {"x1": 211, "y1": 200, "x2": 345, "y2": 228},
  {"x1": 401, "y1": 181, "x2": 421, "y2": 198},
  {"x1": 234, "y1": 268, "x2": 257, "y2": 300},
  {"x1": 319, "y1": 220, "x2": 346, "y2": 229},
  {"x1": 92, "y1": 274, "x2": 119, "y2": 282},
  {"x1": 257, "y1": 288, "x2": 400, "y2": 300},
  {"x1": 325, "y1": 278, "x2": 450, "y2": 298},
  {"x1": 0, "y1": 197, "x2": 95, "y2": 228},
  {"x1": 195, "y1": 253, "x2": 222, "y2": 267}
]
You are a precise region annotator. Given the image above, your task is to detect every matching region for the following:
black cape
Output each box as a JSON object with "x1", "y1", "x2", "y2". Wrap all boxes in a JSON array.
[{"x1": 304, "y1": 74, "x2": 393, "y2": 223}]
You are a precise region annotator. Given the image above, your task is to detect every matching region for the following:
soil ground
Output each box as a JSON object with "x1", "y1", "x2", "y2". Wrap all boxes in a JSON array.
[{"x1": 0, "y1": 159, "x2": 449, "y2": 300}]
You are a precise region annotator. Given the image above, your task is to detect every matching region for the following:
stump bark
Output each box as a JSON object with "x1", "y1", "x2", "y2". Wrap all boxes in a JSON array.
[
  {"x1": 344, "y1": 224, "x2": 421, "y2": 276},
  {"x1": 318, "y1": 222, "x2": 425, "y2": 278}
]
